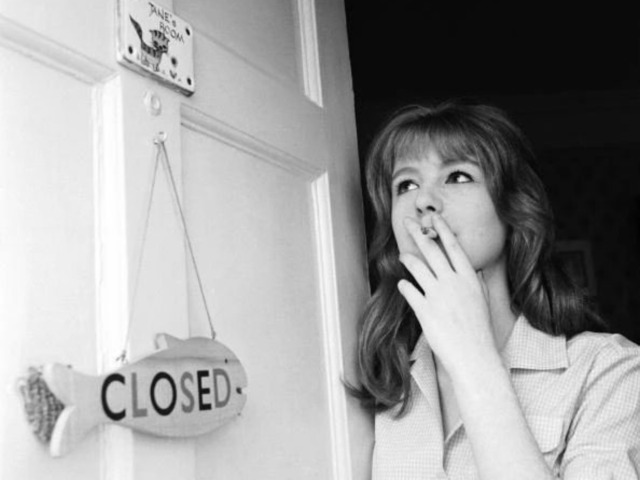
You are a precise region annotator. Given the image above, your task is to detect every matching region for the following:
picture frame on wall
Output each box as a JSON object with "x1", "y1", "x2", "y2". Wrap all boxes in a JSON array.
[{"x1": 555, "y1": 240, "x2": 597, "y2": 295}]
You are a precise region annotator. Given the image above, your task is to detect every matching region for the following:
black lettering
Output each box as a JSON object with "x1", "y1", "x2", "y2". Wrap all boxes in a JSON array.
[
  {"x1": 102, "y1": 373, "x2": 126, "y2": 421},
  {"x1": 171, "y1": 29, "x2": 184, "y2": 42},
  {"x1": 149, "y1": 3, "x2": 171, "y2": 22},
  {"x1": 197, "y1": 369, "x2": 212, "y2": 411},
  {"x1": 181, "y1": 372, "x2": 195, "y2": 413},
  {"x1": 131, "y1": 372, "x2": 148, "y2": 418},
  {"x1": 150, "y1": 371, "x2": 177, "y2": 416},
  {"x1": 213, "y1": 368, "x2": 231, "y2": 408}
]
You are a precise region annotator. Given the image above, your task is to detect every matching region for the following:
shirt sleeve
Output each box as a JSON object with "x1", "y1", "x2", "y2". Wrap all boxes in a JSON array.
[{"x1": 560, "y1": 336, "x2": 640, "y2": 479}]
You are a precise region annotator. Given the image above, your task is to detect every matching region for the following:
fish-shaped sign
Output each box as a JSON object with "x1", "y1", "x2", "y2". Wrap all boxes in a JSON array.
[{"x1": 40, "y1": 334, "x2": 247, "y2": 457}]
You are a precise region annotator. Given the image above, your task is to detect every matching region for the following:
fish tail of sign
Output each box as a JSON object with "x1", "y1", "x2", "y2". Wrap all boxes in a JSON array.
[{"x1": 43, "y1": 364, "x2": 103, "y2": 457}]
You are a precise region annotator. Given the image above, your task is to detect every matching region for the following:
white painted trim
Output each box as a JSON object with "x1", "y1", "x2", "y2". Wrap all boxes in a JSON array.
[
  {"x1": 181, "y1": 104, "x2": 321, "y2": 179},
  {"x1": 94, "y1": 78, "x2": 129, "y2": 374},
  {"x1": 0, "y1": 13, "x2": 133, "y2": 478},
  {"x1": 312, "y1": 173, "x2": 352, "y2": 480},
  {"x1": 93, "y1": 78, "x2": 135, "y2": 480},
  {"x1": 296, "y1": 0, "x2": 323, "y2": 106},
  {"x1": 0, "y1": 13, "x2": 114, "y2": 84}
]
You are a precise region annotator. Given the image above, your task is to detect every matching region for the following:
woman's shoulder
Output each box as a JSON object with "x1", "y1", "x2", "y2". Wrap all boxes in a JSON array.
[
  {"x1": 567, "y1": 330, "x2": 640, "y2": 352},
  {"x1": 566, "y1": 330, "x2": 640, "y2": 374}
]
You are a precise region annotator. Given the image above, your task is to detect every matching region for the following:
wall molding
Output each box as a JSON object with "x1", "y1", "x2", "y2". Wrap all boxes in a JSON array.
[
  {"x1": 0, "y1": 14, "x2": 114, "y2": 84},
  {"x1": 296, "y1": 0, "x2": 323, "y2": 107},
  {"x1": 312, "y1": 173, "x2": 353, "y2": 480},
  {"x1": 181, "y1": 104, "x2": 321, "y2": 179}
]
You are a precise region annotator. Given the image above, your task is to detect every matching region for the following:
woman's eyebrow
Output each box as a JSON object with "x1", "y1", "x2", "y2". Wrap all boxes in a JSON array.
[
  {"x1": 442, "y1": 156, "x2": 479, "y2": 167},
  {"x1": 391, "y1": 165, "x2": 419, "y2": 181},
  {"x1": 391, "y1": 156, "x2": 480, "y2": 181}
]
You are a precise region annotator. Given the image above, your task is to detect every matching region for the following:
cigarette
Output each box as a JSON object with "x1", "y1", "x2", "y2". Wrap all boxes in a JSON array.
[{"x1": 420, "y1": 226, "x2": 437, "y2": 238}]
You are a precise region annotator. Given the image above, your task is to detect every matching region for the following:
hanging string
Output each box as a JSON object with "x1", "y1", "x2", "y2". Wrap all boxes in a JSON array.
[
  {"x1": 117, "y1": 133, "x2": 215, "y2": 363},
  {"x1": 155, "y1": 134, "x2": 215, "y2": 340},
  {"x1": 115, "y1": 143, "x2": 162, "y2": 364}
]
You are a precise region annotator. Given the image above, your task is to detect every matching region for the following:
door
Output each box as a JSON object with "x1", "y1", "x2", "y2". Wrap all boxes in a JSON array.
[{"x1": 0, "y1": 1, "x2": 372, "y2": 479}]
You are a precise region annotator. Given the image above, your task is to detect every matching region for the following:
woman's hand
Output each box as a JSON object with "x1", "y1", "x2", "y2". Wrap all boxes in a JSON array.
[
  {"x1": 397, "y1": 213, "x2": 500, "y2": 377},
  {"x1": 399, "y1": 214, "x2": 553, "y2": 480}
]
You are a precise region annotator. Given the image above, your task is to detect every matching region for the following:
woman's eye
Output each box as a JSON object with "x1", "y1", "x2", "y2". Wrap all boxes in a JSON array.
[
  {"x1": 395, "y1": 179, "x2": 418, "y2": 195},
  {"x1": 446, "y1": 171, "x2": 473, "y2": 184}
]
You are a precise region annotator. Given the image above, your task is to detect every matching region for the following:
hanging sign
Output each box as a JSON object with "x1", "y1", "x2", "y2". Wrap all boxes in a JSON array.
[
  {"x1": 17, "y1": 136, "x2": 242, "y2": 457},
  {"x1": 37, "y1": 334, "x2": 247, "y2": 457},
  {"x1": 116, "y1": 0, "x2": 195, "y2": 95}
]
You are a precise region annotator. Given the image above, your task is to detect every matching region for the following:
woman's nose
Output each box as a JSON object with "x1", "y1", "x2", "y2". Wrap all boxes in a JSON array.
[{"x1": 415, "y1": 187, "x2": 442, "y2": 215}]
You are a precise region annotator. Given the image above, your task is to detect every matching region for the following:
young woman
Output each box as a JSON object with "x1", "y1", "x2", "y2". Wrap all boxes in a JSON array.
[{"x1": 352, "y1": 100, "x2": 640, "y2": 479}]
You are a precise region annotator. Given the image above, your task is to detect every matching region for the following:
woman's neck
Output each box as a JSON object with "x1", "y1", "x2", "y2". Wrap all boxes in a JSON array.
[{"x1": 482, "y1": 259, "x2": 518, "y2": 352}]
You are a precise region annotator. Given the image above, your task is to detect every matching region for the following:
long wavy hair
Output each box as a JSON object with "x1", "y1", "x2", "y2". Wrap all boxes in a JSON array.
[{"x1": 351, "y1": 100, "x2": 607, "y2": 416}]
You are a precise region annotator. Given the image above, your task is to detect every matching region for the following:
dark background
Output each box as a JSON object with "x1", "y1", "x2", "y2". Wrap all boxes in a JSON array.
[{"x1": 344, "y1": 1, "x2": 640, "y2": 343}]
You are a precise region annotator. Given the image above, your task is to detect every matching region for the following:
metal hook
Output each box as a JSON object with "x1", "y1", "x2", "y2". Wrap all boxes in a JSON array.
[{"x1": 153, "y1": 131, "x2": 168, "y2": 144}]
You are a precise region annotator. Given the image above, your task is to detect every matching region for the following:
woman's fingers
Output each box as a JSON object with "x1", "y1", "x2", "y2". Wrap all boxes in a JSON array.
[
  {"x1": 403, "y1": 217, "x2": 451, "y2": 275},
  {"x1": 431, "y1": 213, "x2": 474, "y2": 275},
  {"x1": 397, "y1": 279, "x2": 427, "y2": 317},
  {"x1": 400, "y1": 252, "x2": 437, "y2": 292}
]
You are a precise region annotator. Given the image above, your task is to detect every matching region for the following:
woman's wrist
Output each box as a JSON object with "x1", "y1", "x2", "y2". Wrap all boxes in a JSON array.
[
  {"x1": 448, "y1": 351, "x2": 554, "y2": 480},
  {"x1": 448, "y1": 347, "x2": 509, "y2": 401}
]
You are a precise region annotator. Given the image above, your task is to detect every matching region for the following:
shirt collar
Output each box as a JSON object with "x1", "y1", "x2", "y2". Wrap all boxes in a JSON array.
[
  {"x1": 501, "y1": 315, "x2": 569, "y2": 370},
  {"x1": 410, "y1": 333, "x2": 430, "y2": 362}
]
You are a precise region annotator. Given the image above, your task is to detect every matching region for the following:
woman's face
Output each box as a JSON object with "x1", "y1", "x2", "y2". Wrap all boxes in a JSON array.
[{"x1": 390, "y1": 145, "x2": 508, "y2": 277}]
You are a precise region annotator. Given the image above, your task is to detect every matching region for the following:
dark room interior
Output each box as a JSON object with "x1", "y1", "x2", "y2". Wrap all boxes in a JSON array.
[{"x1": 344, "y1": 1, "x2": 640, "y2": 343}]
